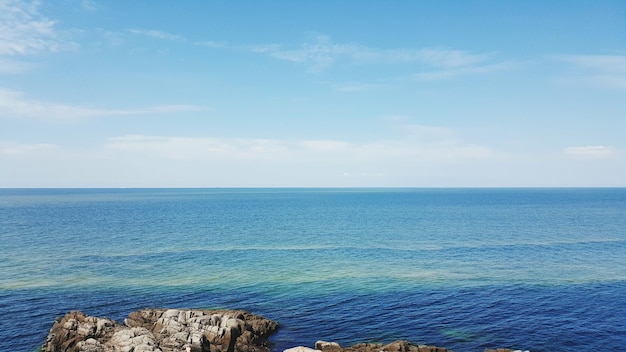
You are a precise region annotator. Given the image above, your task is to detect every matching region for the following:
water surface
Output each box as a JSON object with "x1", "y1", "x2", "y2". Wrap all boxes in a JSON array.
[{"x1": 1, "y1": 188, "x2": 625, "y2": 351}]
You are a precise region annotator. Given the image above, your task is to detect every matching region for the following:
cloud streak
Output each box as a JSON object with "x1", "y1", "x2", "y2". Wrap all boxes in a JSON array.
[
  {"x1": 250, "y1": 34, "x2": 503, "y2": 76},
  {"x1": 565, "y1": 145, "x2": 617, "y2": 158},
  {"x1": 0, "y1": 141, "x2": 59, "y2": 156},
  {"x1": 101, "y1": 31, "x2": 507, "y2": 80},
  {"x1": 0, "y1": 88, "x2": 209, "y2": 121},
  {"x1": 555, "y1": 54, "x2": 626, "y2": 89},
  {"x1": 128, "y1": 29, "x2": 185, "y2": 41}
]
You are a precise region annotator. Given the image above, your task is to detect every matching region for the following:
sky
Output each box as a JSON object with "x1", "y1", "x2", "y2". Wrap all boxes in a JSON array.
[{"x1": 1, "y1": 0, "x2": 625, "y2": 187}]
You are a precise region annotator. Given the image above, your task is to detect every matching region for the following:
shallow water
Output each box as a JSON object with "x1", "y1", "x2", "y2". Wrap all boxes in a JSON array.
[{"x1": 1, "y1": 188, "x2": 625, "y2": 351}]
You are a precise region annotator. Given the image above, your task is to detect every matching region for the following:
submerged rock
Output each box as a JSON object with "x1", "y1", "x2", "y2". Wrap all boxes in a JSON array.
[
  {"x1": 309, "y1": 341, "x2": 529, "y2": 352},
  {"x1": 310, "y1": 340, "x2": 447, "y2": 352},
  {"x1": 42, "y1": 309, "x2": 279, "y2": 352}
]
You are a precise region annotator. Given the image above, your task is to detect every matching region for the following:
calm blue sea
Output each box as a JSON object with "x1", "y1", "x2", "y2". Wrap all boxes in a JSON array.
[{"x1": 1, "y1": 188, "x2": 625, "y2": 352}]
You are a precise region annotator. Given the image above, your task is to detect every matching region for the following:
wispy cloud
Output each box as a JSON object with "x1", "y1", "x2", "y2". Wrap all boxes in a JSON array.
[
  {"x1": 128, "y1": 29, "x2": 185, "y2": 41},
  {"x1": 0, "y1": 0, "x2": 62, "y2": 56},
  {"x1": 414, "y1": 61, "x2": 513, "y2": 80},
  {"x1": 407, "y1": 48, "x2": 489, "y2": 68},
  {"x1": 330, "y1": 81, "x2": 387, "y2": 92},
  {"x1": 0, "y1": 141, "x2": 60, "y2": 156},
  {"x1": 558, "y1": 55, "x2": 626, "y2": 73},
  {"x1": 93, "y1": 27, "x2": 186, "y2": 49},
  {"x1": 249, "y1": 34, "x2": 503, "y2": 76},
  {"x1": 169, "y1": 32, "x2": 507, "y2": 79},
  {"x1": 0, "y1": 0, "x2": 77, "y2": 75},
  {"x1": 80, "y1": 0, "x2": 97, "y2": 12},
  {"x1": 555, "y1": 54, "x2": 626, "y2": 89},
  {"x1": 0, "y1": 87, "x2": 209, "y2": 121},
  {"x1": 565, "y1": 145, "x2": 618, "y2": 158}
]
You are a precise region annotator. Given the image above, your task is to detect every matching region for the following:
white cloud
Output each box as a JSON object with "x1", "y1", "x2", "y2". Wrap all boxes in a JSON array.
[
  {"x1": 0, "y1": 87, "x2": 209, "y2": 121},
  {"x1": 297, "y1": 140, "x2": 351, "y2": 152},
  {"x1": 564, "y1": 145, "x2": 617, "y2": 158},
  {"x1": 415, "y1": 61, "x2": 513, "y2": 80},
  {"x1": 104, "y1": 132, "x2": 495, "y2": 165},
  {"x1": 106, "y1": 135, "x2": 287, "y2": 161},
  {"x1": 128, "y1": 29, "x2": 185, "y2": 41},
  {"x1": 6, "y1": 133, "x2": 625, "y2": 187},
  {"x1": 558, "y1": 55, "x2": 626, "y2": 73},
  {"x1": 555, "y1": 54, "x2": 626, "y2": 89},
  {"x1": 88, "y1": 133, "x2": 496, "y2": 187},
  {"x1": 410, "y1": 48, "x2": 489, "y2": 68},
  {"x1": 586, "y1": 75, "x2": 626, "y2": 89},
  {"x1": 357, "y1": 139, "x2": 495, "y2": 161},
  {"x1": 342, "y1": 172, "x2": 385, "y2": 178},
  {"x1": 0, "y1": 141, "x2": 59, "y2": 155},
  {"x1": 0, "y1": 0, "x2": 61, "y2": 56},
  {"x1": 80, "y1": 0, "x2": 97, "y2": 12}
]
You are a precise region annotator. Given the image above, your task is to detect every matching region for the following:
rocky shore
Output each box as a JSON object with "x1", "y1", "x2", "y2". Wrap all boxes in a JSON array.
[
  {"x1": 42, "y1": 309, "x2": 278, "y2": 352},
  {"x1": 42, "y1": 309, "x2": 527, "y2": 352}
]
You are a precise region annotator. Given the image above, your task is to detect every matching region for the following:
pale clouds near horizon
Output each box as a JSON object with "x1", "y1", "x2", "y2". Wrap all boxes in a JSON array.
[
  {"x1": 2, "y1": 132, "x2": 622, "y2": 187},
  {"x1": 1, "y1": 0, "x2": 625, "y2": 187}
]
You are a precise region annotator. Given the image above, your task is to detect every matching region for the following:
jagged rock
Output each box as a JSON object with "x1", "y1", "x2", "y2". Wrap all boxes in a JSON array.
[{"x1": 43, "y1": 309, "x2": 279, "y2": 352}]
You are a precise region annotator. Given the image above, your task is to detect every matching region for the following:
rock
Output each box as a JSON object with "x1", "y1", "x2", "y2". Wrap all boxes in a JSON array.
[
  {"x1": 43, "y1": 309, "x2": 525, "y2": 352},
  {"x1": 314, "y1": 340, "x2": 447, "y2": 352},
  {"x1": 43, "y1": 309, "x2": 279, "y2": 352},
  {"x1": 315, "y1": 341, "x2": 341, "y2": 352},
  {"x1": 284, "y1": 347, "x2": 321, "y2": 352}
]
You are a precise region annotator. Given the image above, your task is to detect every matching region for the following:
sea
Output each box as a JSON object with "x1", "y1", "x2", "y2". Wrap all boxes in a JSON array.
[{"x1": 1, "y1": 188, "x2": 625, "y2": 352}]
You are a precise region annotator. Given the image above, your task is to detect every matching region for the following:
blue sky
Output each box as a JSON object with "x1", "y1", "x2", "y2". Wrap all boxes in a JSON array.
[{"x1": 1, "y1": 0, "x2": 625, "y2": 187}]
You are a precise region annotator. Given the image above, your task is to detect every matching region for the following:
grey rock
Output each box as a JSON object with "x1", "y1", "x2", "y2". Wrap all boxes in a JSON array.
[{"x1": 43, "y1": 309, "x2": 278, "y2": 352}]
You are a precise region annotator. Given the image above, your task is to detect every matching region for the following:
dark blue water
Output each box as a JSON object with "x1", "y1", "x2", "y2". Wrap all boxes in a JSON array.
[{"x1": 1, "y1": 188, "x2": 625, "y2": 351}]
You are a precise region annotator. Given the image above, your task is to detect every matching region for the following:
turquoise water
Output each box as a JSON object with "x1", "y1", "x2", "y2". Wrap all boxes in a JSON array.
[{"x1": 1, "y1": 188, "x2": 625, "y2": 351}]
